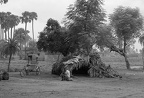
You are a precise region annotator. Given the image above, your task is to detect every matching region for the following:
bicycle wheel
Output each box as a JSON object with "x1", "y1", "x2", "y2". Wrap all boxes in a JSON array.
[
  {"x1": 20, "y1": 69, "x2": 26, "y2": 77},
  {"x1": 36, "y1": 67, "x2": 40, "y2": 75}
]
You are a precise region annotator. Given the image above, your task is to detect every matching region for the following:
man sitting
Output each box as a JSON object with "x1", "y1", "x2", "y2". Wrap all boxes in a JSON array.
[{"x1": 61, "y1": 67, "x2": 73, "y2": 81}]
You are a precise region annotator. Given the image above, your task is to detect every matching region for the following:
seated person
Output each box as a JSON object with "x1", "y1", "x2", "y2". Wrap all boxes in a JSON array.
[{"x1": 61, "y1": 67, "x2": 73, "y2": 81}]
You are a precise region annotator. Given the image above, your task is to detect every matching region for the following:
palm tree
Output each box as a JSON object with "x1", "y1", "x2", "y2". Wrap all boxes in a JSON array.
[
  {"x1": 8, "y1": 14, "x2": 17, "y2": 38},
  {"x1": 5, "y1": 12, "x2": 11, "y2": 39},
  {"x1": 21, "y1": 11, "x2": 31, "y2": 58},
  {"x1": 0, "y1": 12, "x2": 9, "y2": 40},
  {"x1": 0, "y1": 12, "x2": 20, "y2": 40},
  {"x1": 30, "y1": 12, "x2": 37, "y2": 42},
  {"x1": 13, "y1": 28, "x2": 27, "y2": 59},
  {"x1": 21, "y1": 11, "x2": 31, "y2": 32},
  {"x1": 9, "y1": 14, "x2": 20, "y2": 38},
  {"x1": 139, "y1": 35, "x2": 144, "y2": 69},
  {"x1": 2, "y1": 38, "x2": 19, "y2": 72},
  {"x1": 0, "y1": 12, "x2": 6, "y2": 40}
]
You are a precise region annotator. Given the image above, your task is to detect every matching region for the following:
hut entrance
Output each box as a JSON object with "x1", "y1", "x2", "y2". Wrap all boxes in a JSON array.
[{"x1": 72, "y1": 66, "x2": 89, "y2": 76}]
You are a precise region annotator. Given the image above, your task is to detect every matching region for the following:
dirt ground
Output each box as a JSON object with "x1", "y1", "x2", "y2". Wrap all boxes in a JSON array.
[{"x1": 1, "y1": 70, "x2": 144, "y2": 98}]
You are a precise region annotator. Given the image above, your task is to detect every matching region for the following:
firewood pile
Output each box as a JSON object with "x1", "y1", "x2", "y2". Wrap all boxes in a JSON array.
[{"x1": 52, "y1": 52, "x2": 122, "y2": 78}]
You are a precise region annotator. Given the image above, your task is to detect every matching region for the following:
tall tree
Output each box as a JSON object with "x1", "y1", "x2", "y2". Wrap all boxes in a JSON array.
[
  {"x1": 13, "y1": 28, "x2": 30, "y2": 59},
  {"x1": 37, "y1": 18, "x2": 64, "y2": 54},
  {"x1": 1, "y1": 12, "x2": 11, "y2": 40},
  {"x1": 63, "y1": 0, "x2": 105, "y2": 55},
  {"x1": 29, "y1": 12, "x2": 38, "y2": 42},
  {"x1": 21, "y1": 11, "x2": 31, "y2": 58},
  {"x1": 109, "y1": 6, "x2": 144, "y2": 69},
  {"x1": 21, "y1": 11, "x2": 31, "y2": 32},
  {"x1": 8, "y1": 14, "x2": 20, "y2": 38},
  {"x1": 0, "y1": 12, "x2": 7, "y2": 39}
]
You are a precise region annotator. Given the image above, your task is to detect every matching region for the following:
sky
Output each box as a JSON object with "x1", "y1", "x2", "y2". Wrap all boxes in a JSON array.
[{"x1": 0, "y1": 0, "x2": 144, "y2": 50}]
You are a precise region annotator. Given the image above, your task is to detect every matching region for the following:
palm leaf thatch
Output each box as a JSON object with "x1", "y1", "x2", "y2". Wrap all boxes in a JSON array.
[
  {"x1": 52, "y1": 52, "x2": 122, "y2": 78},
  {"x1": 52, "y1": 55, "x2": 86, "y2": 75}
]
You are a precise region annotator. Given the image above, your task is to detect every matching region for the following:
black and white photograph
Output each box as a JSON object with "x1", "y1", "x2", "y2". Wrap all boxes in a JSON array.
[{"x1": 0, "y1": 0, "x2": 144, "y2": 98}]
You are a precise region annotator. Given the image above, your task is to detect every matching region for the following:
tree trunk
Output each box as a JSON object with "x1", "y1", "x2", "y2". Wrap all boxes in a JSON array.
[
  {"x1": 24, "y1": 22, "x2": 27, "y2": 59},
  {"x1": 4, "y1": 29, "x2": 7, "y2": 40},
  {"x1": 14, "y1": 26, "x2": 15, "y2": 33},
  {"x1": 57, "y1": 54, "x2": 61, "y2": 62},
  {"x1": 142, "y1": 48, "x2": 144, "y2": 70},
  {"x1": 11, "y1": 27, "x2": 13, "y2": 38},
  {"x1": 32, "y1": 20, "x2": 34, "y2": 41},
  {"x1": 8, "y1": 53, "x2": 12, "y2": 72},
  {"x1": 19, "y1": 33, "x2": 22, "y2": 60},
  {"x1": 25, "y1": 22, "x2": 27, "y2": 32},
  {"x1": 25, "y1": 44, "x2": 27, "y2": 59},
  {"x1": 124, "y1": 38, "x2": 130, "y2": 69},
  {"x1": 118, "y1": 38, "x2": 123, "y2": 49},
  {"x1": 8, "y1": 28, "x2": 10, "y2": 39},
  {"x1": 109, "y1": 41, "x2": 130, "y2": 69},
  {"x1": 124, "y1": 54, "x2": 130, "y2": 69}
]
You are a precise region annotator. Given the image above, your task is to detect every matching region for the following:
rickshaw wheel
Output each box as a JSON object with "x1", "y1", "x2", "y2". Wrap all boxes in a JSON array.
[
  {"x1": 20, "y1": 69, "x2": 27, "y2": 77},
  {"x1": 36, "y1": 67, "x2": 40, "y2": 75}
]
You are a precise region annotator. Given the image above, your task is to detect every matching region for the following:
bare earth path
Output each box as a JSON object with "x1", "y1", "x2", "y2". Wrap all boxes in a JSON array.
[
  {"x1": 0, "y1": 72, "x2": 144, "y2": 98},
  {"x1": 1, "y1": 70, "x2": 144, "y2": 98}
]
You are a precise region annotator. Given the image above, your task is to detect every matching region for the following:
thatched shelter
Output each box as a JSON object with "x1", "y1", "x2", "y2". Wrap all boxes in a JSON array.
[{"x1": 52, "y1": 52, "x2": 121, "y2": 78}]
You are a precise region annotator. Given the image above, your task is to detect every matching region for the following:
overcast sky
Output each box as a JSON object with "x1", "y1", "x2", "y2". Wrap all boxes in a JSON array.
[{"x1": 0, "y1": 0, "x2": 144, "y2": 50}]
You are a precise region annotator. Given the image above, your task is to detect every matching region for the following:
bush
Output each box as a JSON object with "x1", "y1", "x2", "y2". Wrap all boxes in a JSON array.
[
  {"x1": 2, "y1": 71, "x2": 9, "y2": 80},
  {"x1": 127, "y1": 53, "x2": 139, "y2": 57},
  {"x1": 0, "y1": 73, "x2": 2, "y2": 81}
]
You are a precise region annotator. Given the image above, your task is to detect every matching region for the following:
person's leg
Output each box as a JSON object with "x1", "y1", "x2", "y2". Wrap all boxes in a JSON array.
[{"x1": 68, "y1": 77, "x2": 73, "y2": 81}]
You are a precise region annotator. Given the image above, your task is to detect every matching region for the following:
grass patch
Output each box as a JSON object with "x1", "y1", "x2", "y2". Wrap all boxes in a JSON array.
[{"x1": 0, "y1": 54, "x2": 143, "y2": 72}]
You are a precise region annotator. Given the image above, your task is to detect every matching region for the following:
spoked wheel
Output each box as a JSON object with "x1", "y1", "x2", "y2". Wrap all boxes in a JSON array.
[
  {"x1": 20, "y1": 69, "x2": 27, "y2": 77},
  {"x1": 36, "y1": 67, "x2": 40, "y2": 75}
]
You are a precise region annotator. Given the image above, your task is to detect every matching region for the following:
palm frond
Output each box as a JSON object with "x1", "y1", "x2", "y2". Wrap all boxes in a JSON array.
[{"x1": 1, "y1": 38, "x2": 20, "y2": 56}]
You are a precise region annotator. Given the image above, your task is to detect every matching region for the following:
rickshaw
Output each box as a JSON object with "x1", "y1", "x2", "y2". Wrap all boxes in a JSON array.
[{"x1": 20, "y1": 53, "x2": 40, "y2": 77}]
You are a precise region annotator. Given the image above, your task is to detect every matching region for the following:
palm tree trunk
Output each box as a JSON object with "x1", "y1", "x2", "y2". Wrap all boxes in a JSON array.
[
  {"x1": 24, "y1": 22, "x2": 27, "y2": 59},
  {"x1": 19, "y1": 33, "x2": 22, "y2": 60},
  {"x1": 142, "y1": 48, "x2": 144, "y2": 70},
  {"x1": 11, "y1": 27, "x2": 13, "y2": 38},
  {"x1": 8, "y1": 52, "x2": 12, "y2": 72},
  {"x1": 14, "y1": 26, "x2": 15, "y2": 33},
  {"x1": 1, "y1": 28, "x2": 4, "y2": 40},
  {"x1": 8, "y1": 28, "x2": 10, "y2": 39},
  {"x1": 32, "y1": 19, "x2": 34, "y2": 41},
  {"x1": 4, "y1": 29, "x2": 7, "y2": 40}
]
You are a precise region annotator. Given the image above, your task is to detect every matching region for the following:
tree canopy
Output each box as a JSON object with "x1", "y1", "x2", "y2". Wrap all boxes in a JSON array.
[
  {"x1": 1, "y1": 38, "x2": 19, "y2": 71},
  {"x1": 37, "y1": 0, "x2": 106, "y2": 56},
  {"x1": 109, "y1": 6, "x2": 144, "y2": 69},
  {"x1": 64, "y1": 0, "x2": 105, "y2": 55},
  {"x1": 37, "y1": 18, "x2": 70, "y2": 56},
  {"x1": 0, "y1": 0, "x2": 8, "y2": 4},
  {"x1": 110, "y1": 6, "x2": 143, "y2": 41}
]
